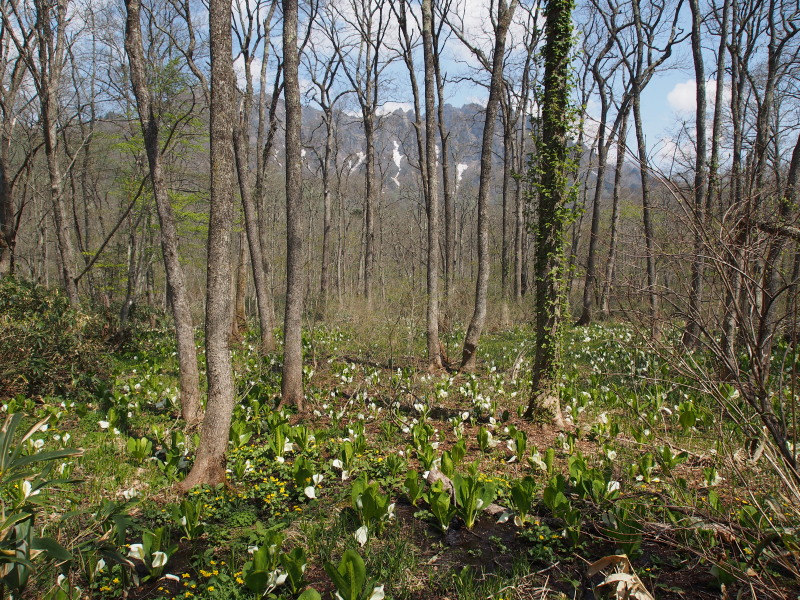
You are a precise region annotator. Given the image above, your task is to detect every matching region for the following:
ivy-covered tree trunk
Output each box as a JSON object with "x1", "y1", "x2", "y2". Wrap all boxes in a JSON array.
[{"x1": 525, "y1": 0, "x2": 573, "y2": 427}]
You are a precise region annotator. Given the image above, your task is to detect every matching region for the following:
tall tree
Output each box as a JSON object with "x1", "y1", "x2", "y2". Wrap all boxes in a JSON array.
[
  {"x1": 422, "y1": 0, "x2": 442, "y2": 369},
  {"x1": 511, "y1": 2, "x2": 541, "y2": 301},
  {"x1": 304, "y1": 12, "x2": 344, "y2": 306},
  {"x1": 432, "y1": 0, "x2": 455, "y2": 311},
  {"x1": 232, "y1": 0, "x2": 278, "y2": 353},
  {"x1": 0, "y1": 0, "x2": 38, "y2": 277},
  {"x1": 681, "y1": 0, "x2": 708, "y2": 347},
  {"x1": 27, "y1": 0, "x2": 80, "y2": 304},
  {"x1": 331, "y1": 0, "x2": 391, "y2": 309},
  {"x1": 599, "y1": 106, "x2": 629, "y2": 317},
  {"x1": 124, "y1": 0, "x2": 202, "y2": 424},
  {"x1": 181, "y1": 0, "x2": 237, "y2": 489},
  {"x1": 282, "y1": 0, "x2": 304, "y2": 409},
  {"x1": 451, "y1": 0, "x2": 519, "y2": 370},
  {"x1": 576, "y1": 2, "x2": 631, "y2": 326},
  {"x1": 0, "y1": 0, "x2": 37, "y2": 277},
  {"x1": 392, "y1": 0, "x2": 442, "y2": 369},
  {"x1": 619, "y1": 0, "x2": 684, "y2": 339},
  {"x1": 524, "y1": 0, "x2": 574, "y2": 427}
]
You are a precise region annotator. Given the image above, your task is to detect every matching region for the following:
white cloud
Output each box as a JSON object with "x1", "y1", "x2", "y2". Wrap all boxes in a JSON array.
[
  {"x1": 233, "y1": 55, "x2": 266, "y2": 91},
  {"x1": 448, "y1": 0, "x2": 542, "y2": 67},
  {"x1": 653, "y1": 136, "x2": 684, "y2": 167},
  {"x1": 667, "y1": 79, "x2": 726, "y2": 115},
  {"x1": 464, "y1": 94, "x2": 488, "y2": 108},
  {"x1": 376, "y1": 102, "x2": 413, "y2": 116}
]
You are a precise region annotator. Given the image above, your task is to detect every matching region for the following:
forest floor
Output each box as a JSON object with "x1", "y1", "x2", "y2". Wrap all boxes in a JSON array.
[{"x1": 2, "y1": 285, "x2": 799, "y2": 600}]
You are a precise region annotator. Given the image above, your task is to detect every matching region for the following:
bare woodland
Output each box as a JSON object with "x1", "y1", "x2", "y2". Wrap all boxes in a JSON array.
[{"x1": 1, "y1": 0, "x2": 800, "y2": 493}]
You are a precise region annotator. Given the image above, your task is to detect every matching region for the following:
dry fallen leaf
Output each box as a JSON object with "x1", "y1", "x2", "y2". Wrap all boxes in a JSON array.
[{"x1": 587, "y1": 554, "x2": 655, "y2": 600}]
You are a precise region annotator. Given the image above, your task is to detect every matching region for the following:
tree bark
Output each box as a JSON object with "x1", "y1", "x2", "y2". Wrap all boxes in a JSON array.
[
  {"x1": 231, "y1": 233, "x2": 247, "y2": 340},
  {"x1": 500, "y1": 100, "x2": 513, "y2": 325},
  {"x1": 35, "y1": 0, "x2": 79, "y2": 305},
  {"x1": 460, "y1": 0, "x2": 519, "y2": 370},
  {"x1": 577, "y1": 32, "x2": 618, "y2": 326},
  {"x1": 600, "y1": 108, "x2": 628, "y2": 318},
  {"x1": 363, "y1": 115, "x2": 376, "y2": 308},
  {"x1": 320, "y1": 113, "x2": 333, "y2": 302},
  {"x1": 281, "y1": 0, "x2": 304, "y2": 410},
  {"x1": 631, "y1": 0, "x2": 659, "y2": 340},
  {"x1": 423, "y1": 0, "x2": 442, "y2": 370},
  {"x1": 234, "y1": 124, "x2": 276, "y2": 353},
  {"x1": 433, "y1": 5, "x2": 455, "y2": 313},
  {"x1": 0, "y1": 21, "x2": 33, "y2": 277},
  {"x1": 681, "y1": 0, "x2": 708, "y2": 348},
  {"x1": 124, "y1": 0, "x2": 203, "y2": 424},
  {"x1": 181, "y1": 0, "x2": 237, "y2": 489},
  {"x1": 233, "y1": 0, "x2": 277, "y2": 353},
  {"x1": 577, "y1": 121, "x2": 608, "y2": 325}
]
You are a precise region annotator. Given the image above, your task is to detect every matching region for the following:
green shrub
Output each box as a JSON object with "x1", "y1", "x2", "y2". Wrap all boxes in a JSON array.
[{"x1": 0, "y1": 278, "x2": 111, "y2": 401}]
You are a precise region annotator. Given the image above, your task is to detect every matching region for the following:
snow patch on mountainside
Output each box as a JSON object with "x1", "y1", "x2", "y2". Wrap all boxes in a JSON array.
[{"x1": 391, "y1": 141, "x2": 404, "y2": 187}]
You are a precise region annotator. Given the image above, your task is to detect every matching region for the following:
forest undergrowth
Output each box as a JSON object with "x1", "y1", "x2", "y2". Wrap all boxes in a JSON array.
[{"x1": 1, "y1": 280, "x2": 799, "y2": 600}]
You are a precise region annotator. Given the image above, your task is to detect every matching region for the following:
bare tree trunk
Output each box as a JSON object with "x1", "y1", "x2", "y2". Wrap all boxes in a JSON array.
[
  {"x1": 0, "y1": 24, "x2": 31, "y2": 278},
  {"x1": 281, "y1": 0, "x2": 304, "y2": 410},
  {"x1": 706, "y1": 0, "x2": 729, "y2": 230},
  {"x1": 681, "y1": 0, "x2": 708, "y2": 348},
  {"x1": 234, "y1": 125, "x2": 276, "y2": 352},
  {"x1": 119, "y1": 216, "x2": 141, "y2": 332},
  {"x1": 721, "y1": 0, "x2": 747, "y2": 365},
  {"x1": 459, "y1": 0, "x2": 519, "y2": 370},
  {"x1": 363, "y1": 116, "x2": 376, "y2": 308},
  {"x1": 337, "y1": 162, "x2": 345, "y2": 302},
  {"x1": 423, "y1": 0, "x2": 442, "y2": 369},
  {"x1": 181, "y1": 0, "x2": 237, "y2": 489},
  {"x1": 320, "y1": 119, "x2": 333, "y2": 302},
  {"x1": 124, "y1": 0, "x2": 202, "y2": 423},
  {"x1": 500, "y1": 104, "x2": 513, "y2": 325},
  {"x1": 433, "y1": 5, "x2": 455, "y2": 312},
  {"x1": 600, "y1": 109, "x2": 628, "y2": 317},
  {"x1": 513, "y1": 190, "x2": 524, "y2": 300},
  {"x1": 0, "y1": 141, "x2": 16, "y2": 277},
  {"x1": 255, "y1": 31, "x2": 277, "y2": 308},
  {"x1": 577, "y1": 117, "x2": 608, "y2": 325},
  {"x1": 233, "y1": 0, "x2": 277, "y2": 353},
  {"x1": 328, "y1": 0, "x2": 389, "y2": 311},
  {"x1": 231, "y1": 233, "x2": 247, "y2": 340},
  {"x1": 35, "y1": 0, "x2": 79, "y2": 305},
  {"x1": 631, "y1": 0, "x2": 659, "y2": 340},
  {"x1": 577, "y1": 31, "x2": 619, "y2": 326}
]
